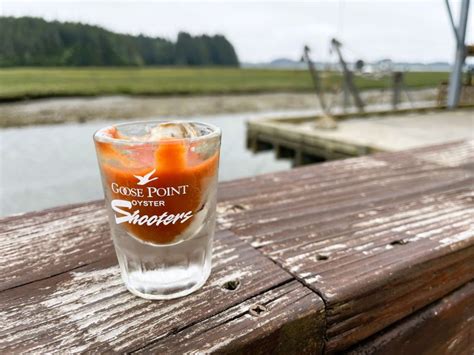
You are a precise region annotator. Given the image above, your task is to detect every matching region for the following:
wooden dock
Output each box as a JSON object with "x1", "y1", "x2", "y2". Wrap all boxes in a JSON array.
[
  {"x1": 247, "y1": 107, "x2": 474, "y2": 166},
  {"x1": 1, "y1": 140, "x2": 473, "y2": 353}
]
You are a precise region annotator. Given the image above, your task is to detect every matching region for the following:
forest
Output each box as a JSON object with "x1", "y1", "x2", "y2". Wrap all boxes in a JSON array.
[{"x1": 0, "y1": 17, "x2": 239, "y2": 67}]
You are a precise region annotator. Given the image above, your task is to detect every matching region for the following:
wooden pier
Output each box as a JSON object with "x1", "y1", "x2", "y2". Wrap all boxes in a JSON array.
[
  {"x1": 247, "y1": 107, "x2": 474, "y2": 166},
  {"x1": 1, "y1": 140, "x2": 473, "y2": 353}
]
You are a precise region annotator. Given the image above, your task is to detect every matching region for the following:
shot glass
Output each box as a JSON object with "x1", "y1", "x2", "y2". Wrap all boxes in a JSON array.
[{"x1": 94, "y1": 120, "x2": 221, "y2": 300}]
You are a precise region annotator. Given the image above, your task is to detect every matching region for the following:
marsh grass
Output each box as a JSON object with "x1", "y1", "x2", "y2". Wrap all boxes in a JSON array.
[{"x1": 0, "y1": 67, "x2": 448, "y2": 101}]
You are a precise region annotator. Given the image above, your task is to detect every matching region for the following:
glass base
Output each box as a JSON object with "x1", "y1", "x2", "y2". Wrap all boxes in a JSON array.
[
  {"x1": 124, "y1": 264, "x2": 211, "y2": 300},
  {"x1": 113, "y1": 227, "x2": 213, "y2": 300}
]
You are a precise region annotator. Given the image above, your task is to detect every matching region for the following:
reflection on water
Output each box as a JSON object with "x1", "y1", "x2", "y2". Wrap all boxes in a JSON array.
[{"x1": 1, "y1": 111, "x2": 319, "y2": 216}]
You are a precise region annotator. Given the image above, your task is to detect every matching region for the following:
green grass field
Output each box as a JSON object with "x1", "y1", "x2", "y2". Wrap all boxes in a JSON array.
[{"x1": 0, "y1": 67, "x2": 448, "y2": 101}]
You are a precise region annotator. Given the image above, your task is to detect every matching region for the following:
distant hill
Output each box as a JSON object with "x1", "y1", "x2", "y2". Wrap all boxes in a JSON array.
[
  {"x1": 243, "y1": 57, "x2": 451, "y2": 72},
  {"x1": 0, "y1": 17, "x2": 239, "y2": 67},
  {"x1": 268, "y1": 58, "x2": 306, "y2": 69},
  {"x1": 242, "y1": 58, "x2": 303, "y2": 70}
]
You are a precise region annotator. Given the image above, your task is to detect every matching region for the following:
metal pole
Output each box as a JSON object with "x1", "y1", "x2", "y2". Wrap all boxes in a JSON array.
[
  {"x1": 446, "y1": 0, "x2": 470, "y2": 108},
  {"x1": 444, "y1": 0, "x2": 461, "y2": 42},
  {"x1": 342, "y1": 79, "x2": 350, "y2": 112},
  {"x1": 303, "y1": 46, "x2": 328, "y2": 113},
  {"x1": 331, "y1": 38, "x2": 365, "y2": 112}
]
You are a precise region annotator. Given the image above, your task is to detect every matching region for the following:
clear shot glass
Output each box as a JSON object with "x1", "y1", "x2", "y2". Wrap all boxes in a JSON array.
[{"x1": 94, "y1": 121, "x2": 221, "y2": 300}]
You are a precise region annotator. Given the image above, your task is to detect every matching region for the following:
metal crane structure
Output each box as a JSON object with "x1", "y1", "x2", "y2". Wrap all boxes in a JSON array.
[
  {"x1": 445, "y1": 0, "x2": 471, "y2": 108},
  {"x1": 303, "y1": 40, "x2": 412, "y2": 116},
  {"x1": 330, "y1": 38, "x2": 365, "y2": 113},
  {"x1": 302, "y1": 45, "x2": 328, "y2": 114},
  {"x1": 302, "y1": 40, "x2": 366, "y2": 116}
]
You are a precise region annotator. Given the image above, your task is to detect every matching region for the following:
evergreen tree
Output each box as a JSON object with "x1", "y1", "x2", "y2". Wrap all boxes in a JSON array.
[{"x1": 0, "y1": 17, "x2": 239, "y2": 67}]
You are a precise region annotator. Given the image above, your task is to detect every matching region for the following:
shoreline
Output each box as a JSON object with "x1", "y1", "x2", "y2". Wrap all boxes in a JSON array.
[
  {"x1": 0, "y1": 89, "x2": 315, "y2": 104},
  {"x1": 0, "y1": 88, "x2": 437, "y2": 128}
]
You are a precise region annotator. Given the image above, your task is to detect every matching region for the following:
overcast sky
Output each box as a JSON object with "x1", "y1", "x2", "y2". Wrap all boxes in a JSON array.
[{"x1": 1, "y1": 0, "x2": 472, "y2": 63}]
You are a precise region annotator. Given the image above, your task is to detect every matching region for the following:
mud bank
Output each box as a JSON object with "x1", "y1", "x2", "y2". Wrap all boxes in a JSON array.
[{"x1": 0, "y1": 89, "x2": 437, "y2": 127}]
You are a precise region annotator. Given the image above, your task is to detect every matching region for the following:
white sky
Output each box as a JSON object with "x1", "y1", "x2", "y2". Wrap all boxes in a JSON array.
[{"x1": 1, "y1": 0, "x2": 473, "y2": 63}]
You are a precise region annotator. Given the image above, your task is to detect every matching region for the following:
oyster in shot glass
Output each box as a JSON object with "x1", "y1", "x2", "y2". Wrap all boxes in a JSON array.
[{"x1": 94, "y1": 121, "x2": 221, "y2": 300}]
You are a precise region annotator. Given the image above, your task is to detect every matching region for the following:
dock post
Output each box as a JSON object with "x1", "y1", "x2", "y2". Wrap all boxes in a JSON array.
[
  {"x1": 392, "y1": 72, "x2": 403, "y2": 109},
  {"x1": 293, "y1": 149, "x2": 303, "y2": 167}
]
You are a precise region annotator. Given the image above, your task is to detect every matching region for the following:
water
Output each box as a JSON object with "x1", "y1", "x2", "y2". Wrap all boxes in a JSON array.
[{"x1": 0, "y1": 110, "x2": 317, "y2": 216}]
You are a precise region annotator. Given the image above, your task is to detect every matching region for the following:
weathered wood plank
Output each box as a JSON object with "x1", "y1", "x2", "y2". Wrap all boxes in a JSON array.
[
  {"x1": 218, "y1": 155, "x2": 411, "y2": 203},
  {"x1": 0, "y1": 201, "x2": 111, "y2": 291},
  {"x1": 135, "y1": 280, "x2": 325, "y2": 354},
  {"x1": 238, "y1": 186, "x2": 474, "y2": 352},
  {"x1": 216, "y1": 142, "x2": 474, "y2": 352},
  {"x1": 400, "y1": 139, "x2": 474, "y2": 170},
  {"x1": 347, "y1": 282, "x2": 474, "y2": 355},
  {"x1": 219, "y1": 140, "x2": 473, "y2": 204},
  {"x1": 218, "y1": 151, "x2": 472, "y2": 216},
  {"x1": 0, "y1": 200, "x2": 104, "y2": 234},
  {"x1": 217, "y1": 155, "x2": 472, "y2": 246},
  {"x1": 1, "y1": 140, "x2": 473, "y2": 353},
  {"x1": 0, "y1": 230, "x2": 325, "y2": 353}
]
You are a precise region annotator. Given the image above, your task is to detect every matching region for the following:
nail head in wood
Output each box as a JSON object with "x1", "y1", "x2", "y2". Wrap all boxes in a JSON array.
[{"x1": 249, "y1": 304, "x2": 267, "y2": 317}]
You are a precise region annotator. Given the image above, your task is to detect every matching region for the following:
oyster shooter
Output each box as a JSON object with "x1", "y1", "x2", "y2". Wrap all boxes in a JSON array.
[{"x1": 94, "y1": 121, "x2": 221, "y2": 299}]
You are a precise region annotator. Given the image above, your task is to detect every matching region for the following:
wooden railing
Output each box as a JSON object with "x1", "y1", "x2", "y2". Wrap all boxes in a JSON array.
[{"x1": 1, "y1": 140, "x2": 473, "y2": 353}]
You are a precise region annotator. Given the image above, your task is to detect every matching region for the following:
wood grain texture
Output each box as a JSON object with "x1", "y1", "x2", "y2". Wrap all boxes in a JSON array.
[
  {"x1": 1, "y1": 140, "x2": 473, "y2": 353},
  {"x1": 136, "y1": 280, "x2": 325, "y2": 354},
  {"x1": 347, "y1": 282, "x2": 474, "y2": 355},
  {"x1": 1, "y1": 230, "x2": 325, "y2": 353},
  {"x1": 407, "y1": 139, "x2": 474, "y2": 170},
  {"x1": 0, "y1": 200, "x2": 110, "y2": 291},
  {"x1": 257, "y1": 186, "x2": 473, "y2": 352},
  {"x1": 217, "y1": 140, "x2": 474, "y2": 352}
]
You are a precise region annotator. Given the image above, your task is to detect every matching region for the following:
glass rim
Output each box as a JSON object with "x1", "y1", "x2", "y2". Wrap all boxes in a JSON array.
[{"x1": 93, "y1": 119, "x2": 221, "y2": 145}]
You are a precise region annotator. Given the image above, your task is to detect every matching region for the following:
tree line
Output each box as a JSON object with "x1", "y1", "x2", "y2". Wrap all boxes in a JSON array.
[{"x1": 0, "y1": 17, "x2": 239, "y2": 67}]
